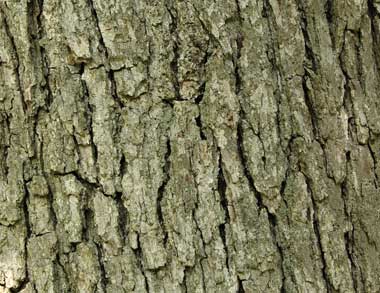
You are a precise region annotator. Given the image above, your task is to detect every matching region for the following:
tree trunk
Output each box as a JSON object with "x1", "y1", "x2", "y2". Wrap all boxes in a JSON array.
[{"x1": 0, "y1": 0, "x2": 379, "y2": 292}]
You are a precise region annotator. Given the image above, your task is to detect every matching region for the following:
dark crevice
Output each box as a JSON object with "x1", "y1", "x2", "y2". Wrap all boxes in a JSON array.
[
  {"x1": 167, "y1": 4, "x2": 181, "y2": 101},
  {"x1": 268, "y1": 212, "x2": 286, "y2": 293},
  {"x1": 119, "y1": 153, "x2": 126, "y2": 179},
  {"x1": 356, "y1": 30, "x2": 365, "y2": 89},
  {"x1": 195, "y1": 114, "x2": 206, "y2": 141},
  {"x1": 40, "y1": 46, "x2": 54, "y2": 109},
  {"x1": 9, "y1": 279, "x2": 30, "y2": 293},
  {"x1": 237, "y1": 115, "x2": 263, "y2": 209},
  {"x1": 344, "y1": 231, "x2": 358, "y2": 292},
  {"x1": 191, "y1": 4, "x2": 224, "y2": 54},
  {"x1": 79, "y1": 62, "x2": 86, "y2": 75},
  {"x1": 162, "y1": 99, "x2": 174, "y2": 108},
  {"x1": 192, "y1": 204, "x2": 207, "y2": 256},
  {"x1": 144, "y1": 20, "x2": 152, "y2": 94},
  {"x1": 301, "y1": 73, "x2": 319, "y2": 139},
  {"x1": 236, "y1": 0, "x2": 284, "y2": 218},
  {"x1": 44, "y1": 183, "x2": 58, "y2": 230},
  {"x1": 95, "y1": 243, "x2": 107, "y2": 291},
  {"x1": 200, "y1": 259, "x2": 207, "y2": 293},
  {"x1": 237, "y1": 113, "x2": 286, "y2": 289},
  {"x1": 341, "y1": 151, "x2": 358, "y2": 292},
  {"x1": 194, "y1": 82, "x2": 206, "y2": 105},
  {"x1": 234, "y1": 0, "x2": 243, "y2": 97},
  {"x1": 297, "y1": 3, "x2": 318, "y2": 72},
  {"x1": 87, "y1": 0, "x2": 106, "y2": 59},
  {"x1": 279, "y1": 175, "x2": 289, "y2": 212},
  {"x1": 26, "y1": 0, "x2": 38, "y2": 41},
  {"x1": 217, "y1": 153, "x2": 230, "y2": 270},
  {"x1": 157, "y1": 138, "x2": 171, "y2": 246},
  {"x1": 82, "y1": 207, "x2": 93, "y2": 242},
  {"x1": 324, "y1": 0, "x2": 335, "y2": 50},
  {"x1": 34, "y1": 0, "x2": 54, "y2": 110},
  {"x1": 301, "y1": 72, "x2": 331, "y2": 181},
  {"x1": 87, "y1": 0, "x2": 123, "y2": 108},
  {"x1": 54, "y1": 255, "x2": 70, "y2": 292},
  {"x1": 183, "y1": 266, "x2": 190, "y2": 293},
  {"x1": 195, "y1": 82, "x2": 207, "y2": 140},
  {"x1": 367, "y1": 141, "x2": 379, "y2": 188},
  {"x1": 262, "y1": 0, "x2": 286, "y2": 152},
  {"x1": 2, "y1": 114, "x2": 11, "y2": 180},
  {"x1": 52, "y1": 170, "x2": 101, "y2": 192},
  {"x1": 135, "y1": 235, "x2": 150, "y2": 293},
  {"x1": 108, "y1": 69, "x2": 124, "y2": 108},
  {"x1": 338, "y1": 26, "x2": 353, "y2": 114},
  {"x1": 367, "y1": 0, "x2": 380, "y2": 75},
  {"x1": 11, "y1": 184, "x2": 31, "y2": 293},
  {"x1": 0, "y1": 8, "x2": 27, "y2": 113},
  {"x1": 234, "y1": 36, "x2": 243, "y2": 96},
  {"x1": 346, "y1": 28, "x2": 366, "y2": 92},
  {"x1": 22, "y1": 184, "x2": 32, "y2": 239},
  {"x1": 304, "y1": 177, "x2": 333, "y2": 292},
  {"x1": 115, "y1": 192, "x2": 128, "y2": 247},
  {"x1": 79, "y1": 179, "x2": 91, "y2": 259},
  {"x1": 235, "y1": 0, "x2": 243, "y2": 23},
  {"x1": 189, "y1": 152, "x2": 209, "y2": 274},
  {"x1": 325, "y1": 0, "x2": 334, "y2": 27},
  {"x1": 22, "y1": 184, "x2": 32, "y2": 253},
  {"x1": 39, "y1": 138, "x2": 58, "y2": 227},
  {"x1": 80, "y1": 76, "x2": 98, "y2": 169},
  {"x1": 280, "y1": 134, "x2": 292, "y2": 202},
  {"x1": 237, "y1": 276, "x2": 245, "y2": 293},
  {"x1": 72, "y1": 135, "x2": 84, "y2": 181}
]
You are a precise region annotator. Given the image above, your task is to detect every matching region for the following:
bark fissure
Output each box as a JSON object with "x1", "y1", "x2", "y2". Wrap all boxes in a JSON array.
[
  {"x1": 11, "y1": 183, "x2": 31, "y2": 293},
  {"x1": 115, "y1": 191, "x2": 128, "y2": 247},
  {"x1": 0, "y1": 8, "x2": 27, "y2": 113},
  {"x1": 367, "y1": 0, "x2": 380, "y2": 75},
  {"x1": 324, "y1": 0, "x2": 335, "y2": 50},
  {"x1": 2, "y1": 114, "x2": 10, "y2": 179},
  {"x1": 195, "y1": 82, "x2": 206, "y2": 140},
  {"x1": 262, "y1": 0, "x2": 286, "y2": 152},
  {"x1": 95, "y1": 242, "x2": 107, "y2": 291},
  {"x1": 304, "y1": 176, "x2": 333, "y2": 292},
  {"x1": 234, "y1": 0, "x2": 243, "y2": 96},
  {"x1": 338, "y1": 26, "x2": 352, "y2": 114},
  {"x1": 87, "y1": 0, "x2": 123, "y2": 108},
  {"x1": 38, "y1": 131, "x2": 59, "y2": 230},
  {"x1": 237, "y1": 276, "x2": 245, "y2": 293},
  {"x1": 167, "y1": 5, "x2": 180, "y2": 101},
  {"x1": 344, "y1": 231, "x2": 358, "y2": 293},
  {"x1": 367, "y1": 142, "x2": 379, "y2": 188},
  {"x1": 301, "y1": 70, "x2": 318, "y2": 138},
  {"x1": 135, "y1": 235, "x2": 150, "y2": 293},
  {"x1": 157, "y1": 137, "x2": 171, "y2": 246},
  {"x1": 236, "y1": 115, "x2": 264, "y2": 210},
  {"x1": 34, "y1": 0, "x2": 54, "y2": 110},
  {"x1": 23, "y1": 182, "x2": 32, "y2": 239},
  {"x1": 80, "y1": 75, "x2": 99, "y2": 169},
  {"x1": 341, "y1": 151, "x2": 358, "y2": 291},
  {"x1": 268, "y1": 212, "x2": 286, "y2": 293},
  {"x1": 217, "y1": 152, "x2": 230, "y2": 271},
  {"x1": 237, "y1": 112, "x2": 285, "y2": 289}
]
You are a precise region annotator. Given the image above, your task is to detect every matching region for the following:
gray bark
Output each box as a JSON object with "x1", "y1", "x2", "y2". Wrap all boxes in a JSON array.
[{"x1": 0, "y1": 0, "x2": 380, "y2": 292}]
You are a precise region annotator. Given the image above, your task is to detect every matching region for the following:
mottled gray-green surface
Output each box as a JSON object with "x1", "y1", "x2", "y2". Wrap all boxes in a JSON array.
[{"x1": 0, "y1": 0, "x2": 380, "y2": 292}]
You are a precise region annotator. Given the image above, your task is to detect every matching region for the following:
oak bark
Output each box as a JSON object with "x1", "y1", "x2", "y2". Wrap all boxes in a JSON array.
[{"x1": 0, "y1": 0, "x2": 380, "y2": 292}]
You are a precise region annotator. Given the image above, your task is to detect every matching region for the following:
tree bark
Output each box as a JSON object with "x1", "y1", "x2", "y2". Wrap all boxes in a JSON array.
[{"x1": 0, "y1": 0, "x2": 380, "y2": 292}]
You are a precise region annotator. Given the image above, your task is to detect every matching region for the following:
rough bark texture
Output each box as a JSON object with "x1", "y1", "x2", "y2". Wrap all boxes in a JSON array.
[{"x1": 0, "y1": 0, "x2": 380, "y2": 292}]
